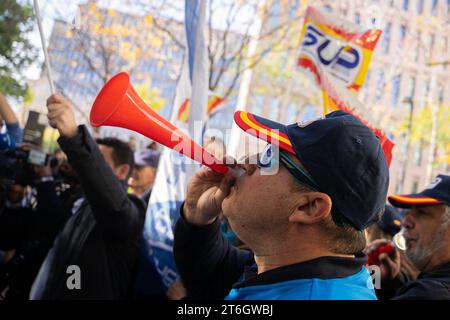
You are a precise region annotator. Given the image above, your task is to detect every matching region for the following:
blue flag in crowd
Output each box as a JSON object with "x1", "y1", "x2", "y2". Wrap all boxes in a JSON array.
[{"x1": 142, "y1": 0, "x2": 208, "y2": 291}]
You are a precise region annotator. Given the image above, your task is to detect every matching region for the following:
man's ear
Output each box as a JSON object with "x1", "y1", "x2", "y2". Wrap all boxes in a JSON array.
[
  {"x1": 116, "y1": 163, "x2": 130, "y2": 181},
  {"x1": 289, "y1": 192, "x2": 332, "y2": 225}
]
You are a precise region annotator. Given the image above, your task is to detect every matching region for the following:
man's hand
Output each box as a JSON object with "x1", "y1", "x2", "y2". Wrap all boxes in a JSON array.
[
  {"x1": 46, "y1": 94, "x2": 78, "y2": 139},
  {"x1": 166, "y1": 279, "x2": 187, "y2": 300},
  {"x1": 364, "y1": 239, "x2": 401, "y2": 281},
  {"x1": 184, "y1": 158, "x2": 238, "y2": 227}
]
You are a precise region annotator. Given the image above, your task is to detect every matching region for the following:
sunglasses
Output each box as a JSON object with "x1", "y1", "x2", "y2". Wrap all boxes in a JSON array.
[{"x1": 256, "y1": 144, "x2": 320, "y2": 191}]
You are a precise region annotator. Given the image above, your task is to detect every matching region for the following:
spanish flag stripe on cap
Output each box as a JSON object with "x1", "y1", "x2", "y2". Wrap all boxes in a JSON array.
[
  {"x1": 247, "y1": 113, "x2": 291, "y2": 141},
  {"x1": 388, "y1": 195, "x2": 443, "y2": 205},
  {"x1": 234, "y1": 111, "x2": 296, "y2": 154},
  {"x1": 236, "y1": 111, "x2": 291, "y2": 144}
]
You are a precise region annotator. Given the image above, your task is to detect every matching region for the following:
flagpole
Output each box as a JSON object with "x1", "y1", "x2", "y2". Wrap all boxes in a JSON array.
[
  {"x1": 226, "y1": 0, "x2": 266, "y2": 159},
  {"x1": 187, "y1": 0, "x2": 208, "y2": 145},
  {"x1": 33, "y1": 0, "x2": 56, "y2": 94}
]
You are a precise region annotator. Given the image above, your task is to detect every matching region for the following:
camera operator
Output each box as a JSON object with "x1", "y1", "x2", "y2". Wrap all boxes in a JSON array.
[{"x1": 0, "y1": 152, "x2": 82, "y2": 300}]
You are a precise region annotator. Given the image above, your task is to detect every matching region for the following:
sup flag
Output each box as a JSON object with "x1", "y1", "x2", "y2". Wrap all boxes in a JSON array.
[
  {"x1": 142, "y1": 0, "x2": 208, "y2": 291},
  {"x1": 297, "y1": 6, "x2": 393, "y2": 166},
  {"x1": 298, "y1": 6, "x2": 381, "y2": 92}
]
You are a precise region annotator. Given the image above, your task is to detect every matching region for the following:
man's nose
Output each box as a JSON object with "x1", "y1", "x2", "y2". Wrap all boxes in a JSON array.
[
  {"x1": 243, "y1": 163, "x2": 257, "y2": 175},
  {"x1": 402, "y1": 211, "x2": 415, "y2": 230}
]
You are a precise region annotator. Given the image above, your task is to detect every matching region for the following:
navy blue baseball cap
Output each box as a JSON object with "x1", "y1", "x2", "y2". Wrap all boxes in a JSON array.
[
  {"x1": 378, "y1": 205, "x2": 403, "y2": 237},
  {"x1": 134, "y1": 149, "x2": 160, "y2": 167},
  {"x1": 234, "y1": 109, "x2": 390, "y2": 230},
  {"x1": 389, "y1": 174, "x2": 450, "y2": 208}
]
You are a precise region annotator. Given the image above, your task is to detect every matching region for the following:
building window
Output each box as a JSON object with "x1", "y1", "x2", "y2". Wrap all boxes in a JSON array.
[
  {"x1": 413, "y1": 32, "x2": 421, "y2": 62},
  {"x1": 403, "y1": 0, "x2": 409, "y2": 10},
  {"x1": 400, "y1": 24, "x2": 407, "y2": 44},
  {"x1": 445, "y1": 37, "x2": 449, "y2": 70},
  {"x1": 395, "y1": 179, "x2": 403, "y2": 194},
  {"x1": 340, "y1": 2, "x2": 349, "y2": 18},
  {"x1": 364, "y1": 70, "x2": 372, "y2": 93},
  {"x1": 438, "y1": 85, "x2": 444, "y2": 104},
  {"x1": 421, "y1": 79, "x2": 430, "y2": 107},
  {"x1": 411, "y1": 180, "x2": 419, "y2": 193},
  {"x1": 288, "y1": 0, "x2": 299, "y2": 19},
  {"x1": 431, "y1": 0, "x2": 438, "y2": 15},
  {"x1": 414, "y1": 140, "x2": 423, "y2": 166},
  {"x1": 355, "y1": 13, "x2": 360, "y2": 24},
  {"x1": 382, "y1": 23, "x2": 391, "y2": 54},
  {"x1": 426, "y1": 33, "x2": 436, "y2": 61},
  {"x1": 391, "y1": 75, "x2": 401, "y2": 107},
  {"x1": 270, "y1": 1, "x2": 282, "y2": 27},
  {"x1": 416, "y1": 0, "x2": 424, "y2": 14},
  {"x1": 374, "y1": 70, "x2": 385, "y2": 103},
  {"x1": 323, "y1": 5, "x2": 333, "y2": 13},
  {"x1": 405, "y1": 75, "x2": 416, "y2": 99}
]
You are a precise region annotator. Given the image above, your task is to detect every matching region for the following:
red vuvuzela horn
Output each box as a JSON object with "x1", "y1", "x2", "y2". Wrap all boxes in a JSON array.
[{"x1": 89, "y1": 72, "x2": 228, "y2": 174}]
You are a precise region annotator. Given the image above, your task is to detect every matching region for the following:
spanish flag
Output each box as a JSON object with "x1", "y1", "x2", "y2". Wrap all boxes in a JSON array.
[
  {"x1": 177, "y1": 95, "x2": 225, "y2": 123},
  {"x1": 177, "y1": 98, "x2": 190, "y2": 123},
  {"x1": 207, "y1": 95, "x2": 224, "y2": 115}
]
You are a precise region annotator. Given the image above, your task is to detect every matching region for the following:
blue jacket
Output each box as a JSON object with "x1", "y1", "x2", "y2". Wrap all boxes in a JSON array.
[
  {"x1": 226, "y1": 267, "x2": 376, "y2": 300},
  {"x1": 174, "y1": 212, "x2": 377, "y2": 300}
]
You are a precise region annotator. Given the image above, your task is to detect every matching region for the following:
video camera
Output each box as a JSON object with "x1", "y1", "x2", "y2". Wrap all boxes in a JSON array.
[{"x1": 0, "y1": 146, "x2": 58, "y2": 189}]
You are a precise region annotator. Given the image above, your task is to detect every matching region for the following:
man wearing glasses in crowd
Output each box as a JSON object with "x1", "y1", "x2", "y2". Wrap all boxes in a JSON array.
[{"x1": 174, "y1": 110, "x2": 389, "y2": 300}]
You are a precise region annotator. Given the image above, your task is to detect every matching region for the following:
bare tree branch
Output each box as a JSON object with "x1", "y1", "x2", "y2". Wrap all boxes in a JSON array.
[
  {"x1": 49, "y1": 0, "x2": 306, "y2": 112},
  {"x1": 75, "y1": 32, "x2": 105, "y2": 81},
  {"x1": 152, "y1": 17, "x2": 185, "y2": 49},
  {"x1": 210, "y1": 2, "x2": 255, "y2": 92}
]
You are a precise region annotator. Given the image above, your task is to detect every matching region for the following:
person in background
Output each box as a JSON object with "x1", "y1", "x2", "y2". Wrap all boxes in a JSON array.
[
  {"x1": 366, "y1": 175, "x2": 450, "y2": 299},
  {"x1": 0, "y1": 154, "x2": 80, "y2": 300},
  {"x1": 29, "y1": 94, "x2": 146, "y2": 299},
  {"x1": 203, "y1": 136, "x2": 226, "y2": 160},
  {"x1": 127, "y1": 136, "x2": 137, "y2": 152},
  {"x1": 129, "y1": 149, "x2": 160, "y2": 204},
  {"x1": 365, "y1": 205, "x2": 419, "y2": 299},
  {"x1": 366, "y1": 205, "x2": 403, "y2": 243},
  {"x1": 146, "y1": 141, "x2": 159, "y2": 151}
]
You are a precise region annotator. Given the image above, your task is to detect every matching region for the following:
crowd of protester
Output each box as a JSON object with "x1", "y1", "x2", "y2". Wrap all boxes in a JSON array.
[{"x1": 0, "y1": 91, "x2": 449, "y2": 300}]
